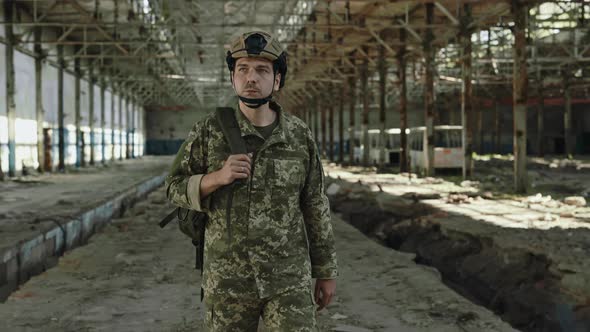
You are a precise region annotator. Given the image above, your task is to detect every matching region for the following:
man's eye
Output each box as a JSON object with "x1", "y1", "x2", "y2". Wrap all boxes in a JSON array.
[{"x1": 238, "y1": 68, "x2": 247, "y2": 72}]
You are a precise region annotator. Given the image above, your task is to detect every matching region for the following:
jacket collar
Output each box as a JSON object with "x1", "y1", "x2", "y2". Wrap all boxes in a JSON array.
[{"x1": 235, "y1": 101, "x2": 288, "y2": 146}]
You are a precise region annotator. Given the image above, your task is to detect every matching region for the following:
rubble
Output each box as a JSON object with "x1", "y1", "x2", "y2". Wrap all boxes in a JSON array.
[
  {"x1": 446, "y1": 194, "x2": 471, "y2": 204},
  {"x1": 322, "y1": 161, "x2": 590, "y2": 332},
  {"x1": 460, "y1": 180, "x2": 480, "y2": 188},
  {"x1": 564, "y1": 196, "x2": 587, "y2": 207}
]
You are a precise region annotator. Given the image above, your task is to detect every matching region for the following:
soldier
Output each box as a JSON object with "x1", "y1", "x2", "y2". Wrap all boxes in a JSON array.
[{"x1": 165, "y1": 31, "x2": 338, "y2": 331}]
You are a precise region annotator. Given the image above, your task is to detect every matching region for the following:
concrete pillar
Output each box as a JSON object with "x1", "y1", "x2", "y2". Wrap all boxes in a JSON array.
[
  {"x1": 494, "y1": 101, "x2": 502, "y2": 153},
  {"x1": 89, "y1": 68, "x2": 95, "y2": 165},
  {"x1": 348, "y1": 75, "x2": 357, "y2": 165},
  {"x1": 328, "y1": 84, "x2": 335, "y2": 162},
  {"x1": 321, "y1": 95, "x2": 327, "y2": 158},
  {"x1": 100, "y1": 78, "x2": 106, "y2": 163},
  {"x1": 74, "y1": 57, "x2": 82, "y2": 168},
  {"x1": 378, "y1": 44, "x2": 387, "y2": 167},
  {"x1": 424, "y1": 3, "x2": 436, "y2": 176},
  {"x1": 338, "y1": 81, "x2": 345, "y2": 164},
  {"x1": 461, "y1": 3, "x2": 474, "y2": 178},
  {"x1": 398, "y1": 30, "x2": 409, "y2": 173},
  {"x1": 34, "y1": 27, "x2": 45, "y2": 173},
  {"x1": 478, "y1": 107, "x2": 485, "y2": 153},
  {"x1": 118, "y1": 92, "x2": 123, "y2": 161},
  {"x1": 111, "y1": 86, "x2": 116, "y2": 161},
  {"x1": 125, "y1": 97, "x2": 130, "y2": 159},
  {"x1": 57, "y1": 45, "x2": 65, "y2": 172},
  {"x1": 4, "y1": 0, "x2": 16, "y2": 177},
  {"x1": 512, "y1": 0, "x2": 529, "y2": 193},
  {"x1": 360, "y1": 48, "x2": 370, "y2": 167},
  {"x1": 131, "y1": 100, "x2": 136, "y2": 158},
  {"x1": 536, "y1": 71, "x2": 544, "y2": 157},
  {"x1": 313, "y1": 96, "x2": 319, "y2": 143},
  {"x1": 564, "y1": 80, "x2": 573, "y2": 157}
]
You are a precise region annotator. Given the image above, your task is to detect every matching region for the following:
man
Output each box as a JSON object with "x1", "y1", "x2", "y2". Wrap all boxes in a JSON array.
[{"x1": 165, "y1": 31, "x2": 338, "y2": 331}]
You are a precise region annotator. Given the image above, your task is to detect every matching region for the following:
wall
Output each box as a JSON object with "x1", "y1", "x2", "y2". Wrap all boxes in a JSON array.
[
  {"x1": 145, "y1": 105, "x2": 212, "y2": 155},
  {"x1": 0, "y1": 44, "x2": 146, "y2": 175}
]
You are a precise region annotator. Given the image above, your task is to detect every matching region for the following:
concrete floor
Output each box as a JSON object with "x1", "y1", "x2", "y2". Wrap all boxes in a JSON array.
[{"x1": 0, "y1": 156, "x2": 518, "y2": 332}]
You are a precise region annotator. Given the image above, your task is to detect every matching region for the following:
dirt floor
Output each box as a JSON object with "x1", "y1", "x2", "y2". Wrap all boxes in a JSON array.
[
  {"x1": 1, "y1": 154, "x2": 588, "y2": 331},
  {"x1": 0, "y1": 185, "x2": 514, "y2": 332},
  {"x1": 323, "y1": 155, "x2": 590, "y2": 332}
]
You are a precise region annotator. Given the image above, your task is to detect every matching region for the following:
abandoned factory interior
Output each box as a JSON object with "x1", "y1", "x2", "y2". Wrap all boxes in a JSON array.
[{"x1": 0, "y1": 0, "x2": 589, "y2": 331}]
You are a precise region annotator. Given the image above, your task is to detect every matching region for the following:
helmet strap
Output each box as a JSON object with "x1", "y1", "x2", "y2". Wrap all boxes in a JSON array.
[{"x1": 231, "y1": 73, "x2": 276, "y2": 109}]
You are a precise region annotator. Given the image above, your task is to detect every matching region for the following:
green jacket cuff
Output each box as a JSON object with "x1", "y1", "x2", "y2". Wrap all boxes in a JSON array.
[{"x1": 311, "y1": 264, "x2": 338, "y2": 279}]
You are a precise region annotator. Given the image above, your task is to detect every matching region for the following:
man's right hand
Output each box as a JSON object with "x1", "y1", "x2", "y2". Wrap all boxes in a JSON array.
[
  {"x1": 200, "y1": 154, "x2": 252, "y2": 200},
  {"x1": 215, "y1": 153, "x2": 252, "y2": 186}
]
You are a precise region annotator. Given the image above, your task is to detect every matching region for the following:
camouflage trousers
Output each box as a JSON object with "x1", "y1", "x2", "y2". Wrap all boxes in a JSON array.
[{"x1": 203, "y1": 284, "x2": 318, "y2": 332}]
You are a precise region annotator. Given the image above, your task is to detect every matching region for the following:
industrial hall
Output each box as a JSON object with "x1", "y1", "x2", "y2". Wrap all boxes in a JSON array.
[{"x1": 0, "y1": 0, "x2": 589, "y2": 331}]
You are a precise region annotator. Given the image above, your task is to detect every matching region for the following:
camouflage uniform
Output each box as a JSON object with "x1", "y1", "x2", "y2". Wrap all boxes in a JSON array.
[{"x1": 165, "y1": 101, "x2": 338, "y2": 331}]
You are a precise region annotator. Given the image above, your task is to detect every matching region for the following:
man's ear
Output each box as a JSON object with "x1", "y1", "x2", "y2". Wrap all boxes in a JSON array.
[{"x1": 274, "y1": 73, "x2": 281, "y2": 91}]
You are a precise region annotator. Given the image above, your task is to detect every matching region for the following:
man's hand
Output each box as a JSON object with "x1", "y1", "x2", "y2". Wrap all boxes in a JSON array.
[
  {"x1": 200, "y1": 154, "x2": 252, "y2": 199},
  {"x1": 314, "y1": 279, "x2": 336, "y2": 311},
  {"x1": 216, "y1": 153, "x2": 252, "y2": 185}
]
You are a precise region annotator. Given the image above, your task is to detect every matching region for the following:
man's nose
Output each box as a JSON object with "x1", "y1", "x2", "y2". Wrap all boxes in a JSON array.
[{"x1": 246, "y1": 68, "x2": 258, "y2": 82}]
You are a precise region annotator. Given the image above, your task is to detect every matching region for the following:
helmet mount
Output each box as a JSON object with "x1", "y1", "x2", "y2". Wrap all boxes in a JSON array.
[{"x1": 226, "y1": 31, "x2": 287, "y2": 108}]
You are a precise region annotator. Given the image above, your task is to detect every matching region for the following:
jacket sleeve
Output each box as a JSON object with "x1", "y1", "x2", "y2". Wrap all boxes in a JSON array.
[
  {"x1": 300, "y1": 128, "x2": 338, "y2": 279},
  {"x1": 165, "y1": 120, "x2": 210, "y2": 212}
]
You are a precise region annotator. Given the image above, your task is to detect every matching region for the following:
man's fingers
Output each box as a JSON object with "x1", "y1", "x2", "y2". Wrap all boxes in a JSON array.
[
  {"x1": 230, "y1": 161, "x2": 251, "y2": 171},
  {"x1": 229, "y1": 154, "x2": 251, "y2": 163},
  {"x1": 314, "y1": 282, "x2": 321, "y2": 305},
  {"x1": 324, "y1": 292, "x2": 333, "y2": 308},
  {"x1": 230, "y1": 166, "x2": 250, "y2": 178}
]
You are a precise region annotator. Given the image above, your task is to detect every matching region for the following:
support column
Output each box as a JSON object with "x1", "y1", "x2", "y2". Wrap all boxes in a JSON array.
[
  {"x1": 5, "y1": 0, "x2": 16, "y2": 177},
  {"x1": 131, "y1": 100, "x2": 136, "y2": 158},
  {"x1": 111, "y1": 86, "x2": 116, "y2": 161},
  {"x1": 74, "y1": 57, "x2": 82, "y2": 167},
  {"x1": 494, "y1": 101, "x2": 501, "y2": 153},
  {"x1": 423, "y1": 3, "x2": 436, "y2": 176},
  {"x1": 118, "y1": 92, "x2": 123, "y2": 161},
  {"x1": 360, "y1": 48, "x2": 370, "y2": 167},
  {"x1": 378, "y1": 44, "x2": 387, "y2": 167},
  {"x1": 536, "y1": 70, "x2": 544, "y2": 156},
  {"x1": 321, "y1": 96, "x2": 327, "y2": 158},
  {"x1": 35, "y1": 26, "x2": 45, "y2": 173},
  {"x1": 461, "y1": 3, "x2": 474, "y2": 178},
  {"x1": 314, "y1": 96, "x2": 319, "y2": 143},
  {"x1": 564, "y1": 80, "x2": 572, "y2": 157},
  {"x1": 57, "y1": 45, "x2": 65, "y2": 172},
  {"x1": 348, "y1": 75, "x2": 357, "y2": 165},
  {"x1": 398, "y1": 30, "x2": 408, "y2": 173},
  {"x1": 512, "y1": 0, "x2": 529, "y2": 193},
  {"x1": 338, "y1": 81, "x2": 345, "y2": 164},
  {"x1": 100, "y1": 77, "x2": 106, "y2": 163},
  {"x1": 125, "y1": 97, "x2": 130, "y2": 159},
  {"x1": 89, "y1": 67, "x2": 95, "y2": 165},
  {"x1": 328, "y1": 84, "x2": 335, "y2": 162}
]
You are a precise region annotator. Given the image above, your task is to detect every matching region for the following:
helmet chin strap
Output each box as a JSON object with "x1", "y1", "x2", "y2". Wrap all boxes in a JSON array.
[
  {"x1": 238, "y1": 94, "x2": 272, "y2": 108},
  {"x1": 231, "y1": 75, "x2": 276, "y2": 109}
]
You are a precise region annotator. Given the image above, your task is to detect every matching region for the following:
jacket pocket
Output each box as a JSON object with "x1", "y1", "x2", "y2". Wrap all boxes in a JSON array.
[{"x1": 272, "y1": 159, "x2": 305, "y2": 190}]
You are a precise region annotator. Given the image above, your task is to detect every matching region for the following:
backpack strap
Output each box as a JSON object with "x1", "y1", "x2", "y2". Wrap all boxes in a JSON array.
[
  {"x1": 216, "y1": 107, "x2": 247, "y2": 154},
  {"x1": 215, "y1": 107, "x2": 246, "y2": 245}
]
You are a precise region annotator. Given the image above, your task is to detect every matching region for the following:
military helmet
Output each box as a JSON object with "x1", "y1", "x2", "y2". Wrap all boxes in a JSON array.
[{"x1": 226, "y1": 31, "x2": 287, "y2": 89}]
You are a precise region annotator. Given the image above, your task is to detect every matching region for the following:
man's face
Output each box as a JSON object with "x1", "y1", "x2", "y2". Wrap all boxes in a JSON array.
[{"x1": 232, "y1": 57, "x2": 281, "y2": 99}]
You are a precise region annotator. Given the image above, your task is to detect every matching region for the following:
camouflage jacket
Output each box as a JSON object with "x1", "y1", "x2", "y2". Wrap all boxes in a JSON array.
[{"x1": 165, "y1": 102, "x2": 338, "y2": 298}]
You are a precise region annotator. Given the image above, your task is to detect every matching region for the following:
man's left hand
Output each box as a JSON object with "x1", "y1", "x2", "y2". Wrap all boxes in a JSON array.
[{"x1": 314, "y1": 279, "x2": 336, "y2": 311}]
